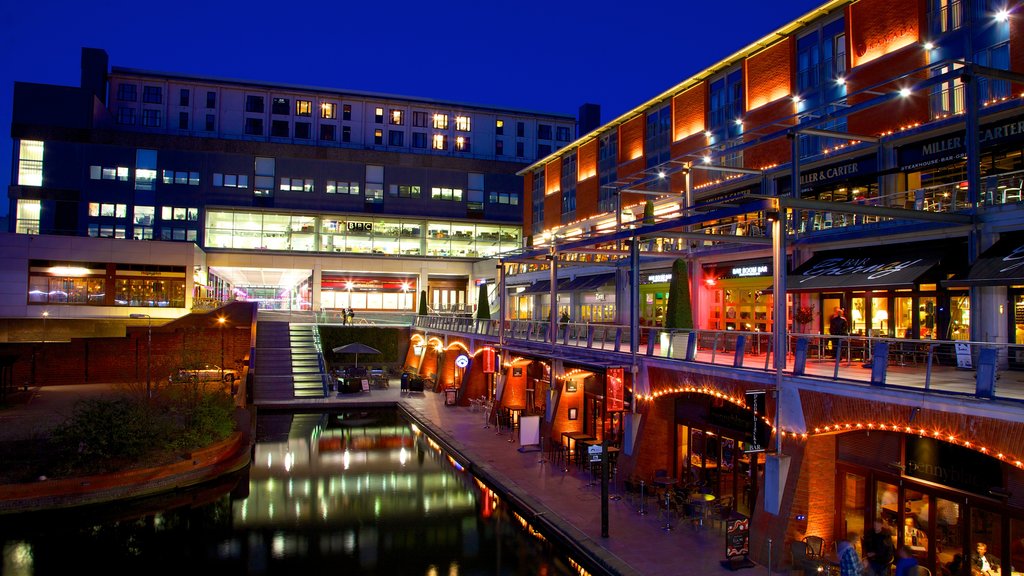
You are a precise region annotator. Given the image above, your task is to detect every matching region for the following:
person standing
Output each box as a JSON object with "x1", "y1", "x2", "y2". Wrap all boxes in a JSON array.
[
  {"x1": 829, "y1": 306, "x2": 849, "y2": 357},
  {"x1": 863, "y1": 519, "x2": 895, "y2": 576},
  {"x1": 839, "y1": 533, "x2": 866, "y2": 576}
]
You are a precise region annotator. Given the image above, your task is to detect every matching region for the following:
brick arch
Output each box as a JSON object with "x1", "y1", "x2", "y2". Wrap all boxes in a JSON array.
[{"x1": 799, "y1": 390, "x2": 1024, "y2": 471}]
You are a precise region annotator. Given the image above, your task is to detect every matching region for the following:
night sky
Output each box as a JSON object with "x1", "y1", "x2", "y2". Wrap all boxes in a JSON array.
[{"x1": 1, "y1": 0, "x2": 826, "y2": 218}]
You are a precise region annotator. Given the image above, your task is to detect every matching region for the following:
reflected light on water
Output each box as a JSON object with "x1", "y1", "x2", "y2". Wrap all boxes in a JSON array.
[
  {"x1": 3, "y1": 542, "x2": 32, "y2": 576},
  {"x1": 400, "y1": 446, "x2": 408, "y2": 466},
  {"x1": 426, "y1": 565, "x2": 438, "y2": 576}
]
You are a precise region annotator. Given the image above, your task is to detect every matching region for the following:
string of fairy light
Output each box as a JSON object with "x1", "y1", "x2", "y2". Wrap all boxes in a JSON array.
[{"x1": 633, "y1": 384, "x2": 1024, "y2": 468}]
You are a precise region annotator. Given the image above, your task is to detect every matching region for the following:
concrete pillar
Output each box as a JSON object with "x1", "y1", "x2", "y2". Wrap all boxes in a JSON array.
[{"x1": 311, "y1": 260, "x2": 322, "y2": 312}]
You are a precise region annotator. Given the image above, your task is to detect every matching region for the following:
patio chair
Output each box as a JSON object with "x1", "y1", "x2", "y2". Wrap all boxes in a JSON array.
[
  {"x1": 791, "y1": 541, "x2": 824, "y2": 576},
  {"x1": 803, "y1": 535, "x2": 825, "y2": 559},
  {"x1": 1003, "y1": 180, "x2": 1023, "y2": 203}
]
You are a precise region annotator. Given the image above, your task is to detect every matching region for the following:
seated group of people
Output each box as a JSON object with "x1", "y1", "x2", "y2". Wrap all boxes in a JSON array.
[{"x1": 834, "y1": 521, "x2": 1009, "y2": 576}]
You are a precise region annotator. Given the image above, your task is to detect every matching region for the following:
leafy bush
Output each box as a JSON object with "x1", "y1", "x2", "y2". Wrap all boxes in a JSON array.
[
  {"x1": 49, "y1": 391, "x2": 237, "y2": 475},
  {"x1": 52, "y1": 398, "x2": 166, "y2": 472},
  {"x1": 170, "y1": 392, "x2": 235, "y2": 451}
]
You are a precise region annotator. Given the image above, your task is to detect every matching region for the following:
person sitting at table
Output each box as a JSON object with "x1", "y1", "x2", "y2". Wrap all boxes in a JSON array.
[
  {"x1": 894, "y1": 545, "x2": 919, "y2": 576},
  {"x1": 971, "y1": 541, "x2": 1001, "y2": 576},
  {"x1": 903, "y1": 517, "x2": 927, "y2": 548}
]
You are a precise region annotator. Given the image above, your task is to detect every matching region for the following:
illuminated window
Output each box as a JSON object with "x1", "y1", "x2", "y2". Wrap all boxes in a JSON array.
[
  {"x1": 455, "y1": 136, "x2": 470, "y2": 151},
  {"x1": 279, "y1": 177, "x2": 314, "y2": 192},
  {"x1": 326, "y1": 180, "x2": 360, "y2": 194},
  {"x1": 15, "y1": 199, "x2": 40, "y2": 235},
  {"x1": 389, "y1": 185, "x2": 421, "y2": 198},
  {"x1": 496, "y1": 119, "x2": 504, "y2": 135},
  {"x1": 455, "y1": 116, "x2": 471, "y2": 131},
  {"x1": 375, "y1": 107, "x2": 384, "y2": 123},
  {"x1": 89, "y1": 203, "x2": 127, "y2": 218},
  {"x1": 433, "y1": 114, "x2": 448, "y2": 129},
  {"x1": 135, "y1": 149, "x2": 157, "y2": 191},
  {"x1": 296, "y1": 100, "x2": 312, "y2": 116},
  {"x1": 134, "y1": 206, "x2": 154, "y2": 226},
  {"x1": 391, "y1": 110, "x2": 404, "y2": 125},
  {"x1": 430, "y1": 187, "x2": 463, "y2": 201},
  {"x1": 374, "y1": 129, "x2": 384, "y2": 145},
  {"x1": 321, "y1": 102, "x2": 337, "y2": 119},
  {"x1": 432, "y1": 134, "x2": 447, "y2": 150},
  {"x1": 160, "y1": 206, "x2": 199, "y2": 221},
  {"x1": 254, "y1": 157, "x2": 275, "y2": 196}
]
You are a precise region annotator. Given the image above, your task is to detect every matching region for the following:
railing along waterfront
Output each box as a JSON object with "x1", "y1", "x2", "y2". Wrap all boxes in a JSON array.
[{"x1": 413, "y1": 315, "x2": 1024, "y2": 402}]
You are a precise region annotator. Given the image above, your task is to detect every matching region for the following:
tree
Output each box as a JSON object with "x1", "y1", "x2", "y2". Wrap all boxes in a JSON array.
[
  {"x1": 476, "y1": 284, "x2": 491, "y2": 320},
  {"x1": 642, "y1": 199, "x2": 656, "y2": 251},
  {"x1": 418, "y1": 290, "x2": 428, "y2": 316},
  {"x1": 663, "y1": 258, "x2": 693, "y2": 330}
]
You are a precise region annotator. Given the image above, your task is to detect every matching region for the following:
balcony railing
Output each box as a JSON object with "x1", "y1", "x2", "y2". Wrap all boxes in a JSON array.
[{"x1": 413, "y1": 315, "x2": 1024, "y2": 402}]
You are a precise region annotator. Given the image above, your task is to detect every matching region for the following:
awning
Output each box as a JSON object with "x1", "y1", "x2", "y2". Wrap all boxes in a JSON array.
[
  {"x1": 519, "y1": 279, "x2": 552, "y2": 294},
  {"x1": 944, "y1": 232, "x2": 1024, "y2": 287},
  {"x1": 785, "y1": 245, "x2": 949, "y2": 291},
  {"x1": 562, "y1": 273, "x2": 615, "y2": 291}
]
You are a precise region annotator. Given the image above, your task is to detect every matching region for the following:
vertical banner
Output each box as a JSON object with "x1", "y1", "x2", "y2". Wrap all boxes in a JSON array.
[
  {"x1": 481, "y1": 348, "x2": 496, "y2": 373},
  {"x1": 606, "y1": 367, "x2": 624, "y2": 412}
]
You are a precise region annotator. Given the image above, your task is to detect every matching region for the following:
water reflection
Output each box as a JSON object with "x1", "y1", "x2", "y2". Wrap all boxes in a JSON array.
[{"x1": 1, "y1": 409, "x2": 585, "y2": 575}]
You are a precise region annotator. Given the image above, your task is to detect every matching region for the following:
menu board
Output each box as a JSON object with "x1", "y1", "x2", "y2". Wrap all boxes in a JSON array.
[{"x1": 725, "y1": 515, "x2": 749, "y2": 559}]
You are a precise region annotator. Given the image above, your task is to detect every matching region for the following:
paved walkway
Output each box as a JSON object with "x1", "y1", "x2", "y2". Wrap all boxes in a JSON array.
[{"x1": 400, "y1": 391, "x2": 769, "y2": 576}]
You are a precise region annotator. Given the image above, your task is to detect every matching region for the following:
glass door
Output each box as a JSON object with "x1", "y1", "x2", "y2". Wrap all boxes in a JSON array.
[
  {"x1": 968, "y1": 507, "x2": 1003, "y2": 575},
  {"x1": 840, "y1": 471, "x2": 867, "y2": 549}
]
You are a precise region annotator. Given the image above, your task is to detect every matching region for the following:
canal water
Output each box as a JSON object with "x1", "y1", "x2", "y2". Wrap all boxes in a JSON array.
[{"x1": 1, "y1": 409, "x2": 592, "y2": 575}]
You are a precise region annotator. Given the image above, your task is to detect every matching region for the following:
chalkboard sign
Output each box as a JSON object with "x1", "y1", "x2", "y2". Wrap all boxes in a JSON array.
[{"x1": 725, "y1": 515, "x2": 749, "y2": 559}]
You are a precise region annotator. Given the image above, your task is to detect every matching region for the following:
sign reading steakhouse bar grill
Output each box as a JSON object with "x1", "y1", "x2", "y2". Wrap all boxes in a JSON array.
[{"x1": 899, "y1": 113, "x2": 1024, "y2": 170}]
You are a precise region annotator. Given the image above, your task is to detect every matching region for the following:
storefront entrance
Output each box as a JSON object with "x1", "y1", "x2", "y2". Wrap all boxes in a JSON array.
[{"x1": 835, "y1": 432, "x2": 1023, "y2": 575}]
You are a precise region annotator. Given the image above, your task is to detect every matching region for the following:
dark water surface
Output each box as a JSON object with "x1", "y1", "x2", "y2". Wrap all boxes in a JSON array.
[{"x1": 1, "y1": 409, "x2": 591, "y2": 575}]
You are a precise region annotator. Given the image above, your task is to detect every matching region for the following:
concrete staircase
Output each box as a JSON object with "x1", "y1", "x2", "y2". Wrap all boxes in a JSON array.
[{"x1": 252, "y1": 321, "x2": 328, "y2": 403}]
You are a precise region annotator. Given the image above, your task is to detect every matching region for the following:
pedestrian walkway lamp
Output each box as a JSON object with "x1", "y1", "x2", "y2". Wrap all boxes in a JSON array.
[
  {"x1": 130, "y1": 313, "x2": 152, "y2": 399},
  {"x1": 217, "y1": 316, "x2": 227, "y2": 382}
]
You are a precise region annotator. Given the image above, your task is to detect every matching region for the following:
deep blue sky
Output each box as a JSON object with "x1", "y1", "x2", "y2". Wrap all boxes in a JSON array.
[{"x1": 1, "y1": 0, "x2": 826, "y2": 218}]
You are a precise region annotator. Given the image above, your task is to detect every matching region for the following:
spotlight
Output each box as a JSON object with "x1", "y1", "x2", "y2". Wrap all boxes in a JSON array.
[
  {"x1": 836, "y1": 77, "x2": 846, "y2": 86},
  {"x1": 996, "y1": 9, "x2": 1009, "y2": 22},
  {"x1": 702, "y1": 156, "x2": 712, "y2": 165},
  {"x1": 704, "y1": 130, "x2": 713, "y2": 138},
  {"x1": 923, "y1": 41, "x2": 935, "y2": 50},
  {"x1": 899, "y1": 88, "x2": 912, "y2": 98},
  {"x1": 792, "y1": 95, "x2": 802, "y2": 104}
]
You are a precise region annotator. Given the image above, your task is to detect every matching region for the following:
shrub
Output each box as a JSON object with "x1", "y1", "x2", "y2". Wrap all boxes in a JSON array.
[
  {"x1": 52, "y1": 398, "x2": 166, "y2": 472},
  {"x1": 170, "y1": 392, "x2": 235, "y2": 451}
]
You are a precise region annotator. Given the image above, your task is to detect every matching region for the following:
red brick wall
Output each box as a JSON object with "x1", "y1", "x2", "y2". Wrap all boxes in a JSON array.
[
  {"x1": 745, "y1": 38, "x2": 793, "y2": 111},
  {"x1": 576, "y1": 139, "x2": 599, "y2": 220},
  {"x1": 618, "y1": 115, "x2": 645, "y2": 165},
  {"x1": 748, "y1": 438, "x2": 807, "y2": 570},
  {"x1": 670, "y1": 133, "x2": 707, "y2": 190},
  {"x1": 630, "y1": 396, "x2": 676, "y2": 481},
  {"x1": 548, "y1": 377, "x2": 585, "y2": 445},
  {"x1": 673, "y1": 83, "x2": 707, "y2": 141},
  {"x1": 744, "y1": 99, "x2": 797, "y2": 170},
  {"x1": 545, "y1": 158, "x2": 562, "y2": 196},
  {"x1": 3, "y1": 306, "x2": 254, "y2": 387},
  {"x1": 847, "y1": 45, "x2": 929, "y2": 136},
  {"x1": 544, "y1": 188, "x2": 562, "y2": 231},
  {"x1": 403, "y1": 337, "x2": 421, "y2": 371},
  {"x1": 577, "y1": 139, "x2": 598, "y2": 181},
  {"x1": 848, "y1": 0, "x2": 922, "y2": 67},
  {"x1": 576, "y1": 177, "x2": 599, "y2": 221},
  {"x1": 1011, "y1": 14, "x2": 1024, "y2": 94},
  {"x1": 500, "y1": 361, "x2": 529, "y2": 408},
  {"x1": 418, "y1": 346, "x2": 439, "y2": 379}
]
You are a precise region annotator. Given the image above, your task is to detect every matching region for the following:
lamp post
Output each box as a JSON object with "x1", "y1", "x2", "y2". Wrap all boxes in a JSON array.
[
  {"x1": 130, "y1": 313, "x2": 152, "y2": 399},
  {"x1": 217, "y1": 316, "x2": 227, "y2": 383}
]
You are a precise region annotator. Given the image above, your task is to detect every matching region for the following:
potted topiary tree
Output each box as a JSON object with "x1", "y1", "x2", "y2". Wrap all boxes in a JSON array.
[
  {"x1": 475, "y1": 284, "x2": 490, "y2": 320},
  {"x1": 662, "y1": 258, "x2": 693, "y2": 358},
  {"x1": 418, "y1": 290, "x2": 428, "y2": 316}
]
